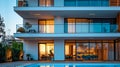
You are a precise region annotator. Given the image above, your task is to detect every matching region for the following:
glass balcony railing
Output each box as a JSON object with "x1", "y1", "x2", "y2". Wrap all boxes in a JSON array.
[
  {"x1": 16, "y1": 24, "x2": 118, "y2": 33},
  {"x1": 16, "y1": 0, "x2": 120, "y2": 7}
]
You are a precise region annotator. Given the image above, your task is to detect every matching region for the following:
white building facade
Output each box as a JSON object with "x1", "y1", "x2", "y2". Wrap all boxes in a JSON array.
[{"x1": 14, "y1": 0, "x2": 120, "y2": 61}]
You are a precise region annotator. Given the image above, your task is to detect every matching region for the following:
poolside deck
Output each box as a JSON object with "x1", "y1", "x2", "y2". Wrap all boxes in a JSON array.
[{"x1": 0, "y1": 61, "x2": 120, "y2": 67}]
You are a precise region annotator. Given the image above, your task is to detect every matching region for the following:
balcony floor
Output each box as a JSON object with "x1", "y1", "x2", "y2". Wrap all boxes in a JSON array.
[{"x1": 14, "y1": 33, "x2": 120, "y2": 40}]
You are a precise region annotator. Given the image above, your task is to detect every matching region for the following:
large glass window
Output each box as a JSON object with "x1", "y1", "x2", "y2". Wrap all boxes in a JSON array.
[
  {"x1": 76, "y1": 19, "x2": 89, "y2": 33},
  {"x1": 65, "y1": 18, "x2": 75, "y2": 33},
  {"x1": 65, "y1": 43, "x2": 76, "y2": 60},
  {"x1": 64, "y1": 0, "x2": 109, "y2": 6},
  {"x1": 39, "y1": 0, "x2": 54, "y2": 6},
  {"x1": 39, "y1": 41, "x2": 54, "y2": 61},
  {"x1": 76, "y1": 43, "x2": 89, "y2": 60},
  {"x1": 65, "y1": 18, "x2": 90, "y2": 33},
  {"x1": 76, "y1": 0, "x2": 89, "y2": 6},
  {"x1": 65, "y1": 40, "x2": 116, "y2": 61},
  {"x1": 39, "y1": 20, "x2": 54, "y2": 33},
  {"x1": 64, "y1": 0, "x2": 76, "y2": 6}
]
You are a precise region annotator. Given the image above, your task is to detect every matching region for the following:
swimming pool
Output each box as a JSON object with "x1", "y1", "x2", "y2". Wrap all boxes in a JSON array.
[{"x1": 17, "y1": 63, "x2": 120, "y2": 67}]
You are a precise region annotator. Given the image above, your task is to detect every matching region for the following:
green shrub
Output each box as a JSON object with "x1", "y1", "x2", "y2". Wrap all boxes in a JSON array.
[{"x1": 17, "y1": 27, "x2": 25, "y2": 33}]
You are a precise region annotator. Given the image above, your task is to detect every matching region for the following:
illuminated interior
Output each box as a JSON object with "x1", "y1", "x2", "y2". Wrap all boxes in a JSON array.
[
  {"x1": 39, "y1": 41, "x2": 54, "y2": 61},
  {"x1": 39, "y1": 0, "x2": 54, "y2": 6},
  {"x1": 39, "y1": 20, "x2": 54, "y2": 33},
  {"x1": 65, "y1": 40, "x2": 115, "y2": 61},
  {"x1": 65, "y1": 43, "x2": 76, "y2": 60}
]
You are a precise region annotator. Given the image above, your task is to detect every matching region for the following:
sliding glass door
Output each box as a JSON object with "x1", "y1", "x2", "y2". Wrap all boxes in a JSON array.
[
  {"x1": 65, "y1": 40, "x2": 115, "y2": 61},
  {"x1": 64, "y1": 0, "x2": 109, "y2": 7},
  {"x1": 39, "y1": 43, "x2": 54, "y2": 61},
  {"x1": 76, "y1": 43, "x2": 89, "y2": 60},
  {"x1": 39, "y1": 0, "x2": 54, "y2": 6},
  {"x1": 39, "y1": 20, "x2": 54, "y2": 33},
  {"x1": 65, "y1": 43, "x2": 76, "y2": 60}
]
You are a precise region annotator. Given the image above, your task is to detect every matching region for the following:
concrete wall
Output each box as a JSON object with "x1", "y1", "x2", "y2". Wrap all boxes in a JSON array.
[
  {"x1": 54, "y1": 17, "x2": 64, "y2": 33},
  {"x1": 54, "y1": 0, "x2": 64, "y2": 7},
  {"x1": 54, "y1": 39, "x2": 65, "y2": 60},
  {"x1": 23, "y1": 40, "x2": 38, "y2": 60}
]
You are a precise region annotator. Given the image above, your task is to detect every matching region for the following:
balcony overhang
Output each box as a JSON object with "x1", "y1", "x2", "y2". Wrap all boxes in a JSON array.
[
  {"x1": 14, "y1": 33, "x2": 120, "y2": 40},
  {"x1": 14, "y1": 7, "x2": 120, "y2": 19}
]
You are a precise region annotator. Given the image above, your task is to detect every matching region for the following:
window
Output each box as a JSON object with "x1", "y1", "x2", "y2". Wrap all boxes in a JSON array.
[
  {"x1": 76, "y1": 0, "x2": 89, "y2": 6},
  {"x1": 39, "y1": 0, "x2": 54, "y2": 6},
  {"x1": 39, "y1": 20, "x2": 54, "y2": 33},
  {"x1": 64, "y1": 0, "x2": 109, "y2": 6},
  {"x1": 64, "y1": 0, "x2": 76, "y2": 6},
  {"x1": 65, "y1": 18, "x2": 75, "y2": 33}
]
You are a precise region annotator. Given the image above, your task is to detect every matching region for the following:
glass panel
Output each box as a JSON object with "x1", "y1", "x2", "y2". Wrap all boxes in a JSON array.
[
  {"x1": 39, "y1": 43, "x2": 54, "y2": 61},
  {"x1": 39, "y1": 0, "x2": 54, "y2": 6},
  {"x1": 64, "y1": 0, "x2": 76, "y2": 6},
  {"x1": 76, "y1": 19, "x2": 89, "y2": 33},
  {"x1": 102, "y1": 23, "x2": 110, "y2": 33},
  {"x1": 108, "y1": 42, "x2": 114, "y2": 60},
  {"x1": 39, "y1": 0, "x2": 46, "y2": 6},
  {"x1": 96, "y1": 43, "x2": 102, "y2": 61},
  {"x1": 39, "y1": 20, "x2": 54, "y2": 33},
  {"x1": 90, "y1": 0, "x2": 101, "y2": 6},
  {"x1": 76, "y1": 43, "x2": 89, "y2": 60},
  {"x1": 111, "y1": 24, "x2": 118, "y2": 32},
  {"x1": 103, "y1": 43, "x2": 109, "y2": 61},
  {"x1": 65, "y1": 0, "x2": 109, "y2": 7},
  {"x1": 39, "y1": 44, "x2": 46, "y2": 60},
  {"x1": 76, "y1": 0, "x2": 89, "y2": 6},
  {"x1": 65, "y1": 43, "x2": 76, "y2": 60},
  {"x1": 46, "y1": 0, "x2": 54, "y2": 6},
  {"x1": 90, "y1": 23, "x2": 102, "y2": 33},
  {"x1": 46, "y1": 20, "x2": 54, "y2": 33},
  {"x1": 101, "y1": 0, "x2": 109, "y2": 6},
  {"x1": 39, "y1": 20, "x2": 46, "y2": 33},
  {"x1": 89, "y1": 43, "x2": 98, "y2": 60},
  {"x1": 67, "y1": 19, "x2": 75, "y2": 33},
  {"x1": 64, "y1": 22, "x2": 68, "y2": 33}
]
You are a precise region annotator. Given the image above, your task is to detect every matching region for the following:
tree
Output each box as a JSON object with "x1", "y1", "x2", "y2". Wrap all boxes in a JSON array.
[{"x1": 0, "y1": 15, "x2": 5, "y2": 43}]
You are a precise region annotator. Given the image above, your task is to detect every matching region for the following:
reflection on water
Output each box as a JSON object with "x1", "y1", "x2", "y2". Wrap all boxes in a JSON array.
[{"x1": 25, "y1": 64, "x2": 120, "y2": 67}]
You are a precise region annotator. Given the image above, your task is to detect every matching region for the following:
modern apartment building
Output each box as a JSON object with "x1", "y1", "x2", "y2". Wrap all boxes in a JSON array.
[{"x1": 14, "y1": 0, "x2": 120, "y2": 61}]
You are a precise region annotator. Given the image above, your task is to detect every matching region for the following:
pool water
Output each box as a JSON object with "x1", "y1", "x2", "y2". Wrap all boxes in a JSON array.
[{"x1": 18, "y1": 63, "x2": 120, "y2": 67}]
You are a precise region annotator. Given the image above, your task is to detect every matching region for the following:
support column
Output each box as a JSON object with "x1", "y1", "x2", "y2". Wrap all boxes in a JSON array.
[
  {"x1": 54, "y1": 39, "x2": 64, "y2": 61},
  {"x1": 23, "y1": 40, "x2": 38, "y2": 60},
  {"x1": 54, "y1": 17, "x2": 64, "y2": 33}
]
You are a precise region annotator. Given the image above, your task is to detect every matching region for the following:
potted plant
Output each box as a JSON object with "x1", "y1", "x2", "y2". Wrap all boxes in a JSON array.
[
  {"x1": 26, "y1": 54, "x2": 31, "y2": 61},
  {"x1": 17, "y1": 27, "x2": 25, "y2": 33}
]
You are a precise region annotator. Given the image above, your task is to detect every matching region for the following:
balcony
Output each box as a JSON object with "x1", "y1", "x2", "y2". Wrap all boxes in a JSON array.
[
  {"x1": 16, "y1": 0, "x2": 120, "y2": 7},
  {"x1": 16, "y1": 24, "x2": 118, "y2": 33},
  {"x1": 14, "y1": 23, "x2": 120, "y2": 39}
]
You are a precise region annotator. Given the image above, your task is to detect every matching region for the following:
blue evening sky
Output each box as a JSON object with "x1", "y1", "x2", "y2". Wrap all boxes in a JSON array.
[{"x1": 0, "y1": 0, "x2": 22, "y2": 35}]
